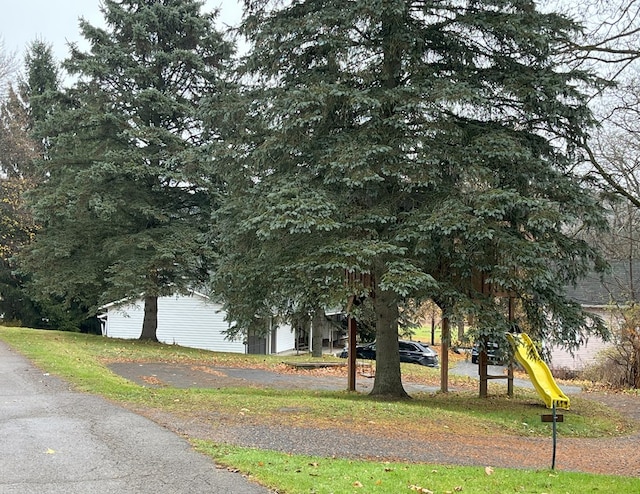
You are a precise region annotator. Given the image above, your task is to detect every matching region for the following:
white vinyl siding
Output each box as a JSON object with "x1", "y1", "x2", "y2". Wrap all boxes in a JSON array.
[
  {"x1": 157, "y1": 294, "x2": 245, "y2": 353},
  {"x1": 101, "y1": 301, "x2": 145, "y2": 340},
  {"x1": 273, "y1": 322, "x2": 294, "y2": 354},
  {"x1": 101, "y1": 292, "x2": 295, "y2": 355}
]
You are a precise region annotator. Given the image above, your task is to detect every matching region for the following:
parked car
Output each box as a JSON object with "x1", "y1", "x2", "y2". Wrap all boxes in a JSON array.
[
  {"x1": 471, "y1": 342, "x2": 504, "y2": 365},
  {"x1": 337, "y1": 342, "x2": 375, "y2": 360},
  {"x1": 338, "y1": 340, "x2": 439, "y2": 367}
]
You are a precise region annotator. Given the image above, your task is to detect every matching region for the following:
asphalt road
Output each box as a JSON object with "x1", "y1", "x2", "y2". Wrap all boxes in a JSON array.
[{"x1": 0, "y1": 341, "x2": 271, "y2": 494}]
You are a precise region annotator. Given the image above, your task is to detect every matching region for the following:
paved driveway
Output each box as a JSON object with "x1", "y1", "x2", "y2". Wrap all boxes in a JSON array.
[
  {"x1": 107, "y1": 361, "x2": 442, "y2": 394},
  {"x1": 0, "y1": 341, "x2": 271, "y2": 494},
  {"x1": 107, "y1": 360, "x2": 584, "y2": 396}
]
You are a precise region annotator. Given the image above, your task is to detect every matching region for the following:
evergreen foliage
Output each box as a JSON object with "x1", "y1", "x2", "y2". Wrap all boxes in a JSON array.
[
  {"x1": 22, "y1": 0, "x2": 233, "y2": 339},
  {"x1": 212, "y1": 0, "x2": 609, "y2": 396},
  {"x1": 23, "y1": 40, "x2": 61, "y2": 132}
]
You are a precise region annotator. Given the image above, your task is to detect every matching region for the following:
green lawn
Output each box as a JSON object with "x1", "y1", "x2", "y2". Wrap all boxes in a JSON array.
[{"x1": 194, "y1": 442, "x2": 639, "y2": 494}]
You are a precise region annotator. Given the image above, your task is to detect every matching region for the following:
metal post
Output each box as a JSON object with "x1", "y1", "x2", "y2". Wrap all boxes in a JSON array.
[{"x1": 552, "y1": 403, "x2": 557, "y2": 470}]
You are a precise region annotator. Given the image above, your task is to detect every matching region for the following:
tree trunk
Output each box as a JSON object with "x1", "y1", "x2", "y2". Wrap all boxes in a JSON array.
[
  {"x1": 370, "y1": 288, "x2": 409, "y2": 398},
  {"x1": 369, "y1": 8, "x2": 409, "y2": 399},
  {"x1": 311, "y1": 308, "x2": 326, "y2": 357},
  {"x1": 140, "y1": 295, "x2": 158, "y2": 341}
]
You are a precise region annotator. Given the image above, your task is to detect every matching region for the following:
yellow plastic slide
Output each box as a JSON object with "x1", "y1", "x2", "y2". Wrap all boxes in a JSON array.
[{"x1": 506, "y1": 333, "x2": 570, "y2": 410}]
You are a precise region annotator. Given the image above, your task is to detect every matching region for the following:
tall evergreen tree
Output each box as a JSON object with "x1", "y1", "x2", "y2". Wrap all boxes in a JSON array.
[
  {"x1": 23, "y1": 0, "x2": 233, "y2": 339},
  {"x1": 214, "y1": 0, "x2": 608, "y2": 396},
  {"x1": 23, "y1": 40, "x2": 61, "y2": 145}
]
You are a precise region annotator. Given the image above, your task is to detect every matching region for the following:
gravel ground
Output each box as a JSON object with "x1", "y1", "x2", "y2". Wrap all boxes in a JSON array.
[{"x1": 108, "y1": 361, "x2": 640, "y2": 477}]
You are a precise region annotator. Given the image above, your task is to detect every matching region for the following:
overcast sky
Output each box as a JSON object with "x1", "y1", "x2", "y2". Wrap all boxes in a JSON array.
[{"x1": 0, "y1": 0, "x2": 243, "y2": 64}]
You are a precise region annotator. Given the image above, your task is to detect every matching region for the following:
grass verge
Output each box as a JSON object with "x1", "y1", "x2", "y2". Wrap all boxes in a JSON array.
[{"x1": 193, "y1": 442, "x2": 640, "y2": 494}]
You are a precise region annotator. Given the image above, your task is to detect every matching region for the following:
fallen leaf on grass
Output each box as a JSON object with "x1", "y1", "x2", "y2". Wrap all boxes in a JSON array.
[
  {"x1": 353, "y1": 481, "x2": 363, "y2": 487},
  {"x1": 408, "y1": 485, "x2": 433, "y2": 493},
  {"x1": 141, "y1": 375, "x2": 167, "y2": 386},
  {"x1": 485, "y1": 466, "x2": 494, "y2": 475}
]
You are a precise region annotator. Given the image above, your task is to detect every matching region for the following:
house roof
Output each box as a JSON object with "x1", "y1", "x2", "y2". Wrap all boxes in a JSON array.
[
  {"x1": 98, "y1": 290, "x2": 212, "y2": 311},
  {"x1": 564, "y1": 260, "x2": 640, "y2": 306}
]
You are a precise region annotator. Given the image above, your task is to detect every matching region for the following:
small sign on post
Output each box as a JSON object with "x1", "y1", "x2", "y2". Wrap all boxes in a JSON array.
[{"x1": 541, "y1": 414, "x2": 564, "y2": 423}]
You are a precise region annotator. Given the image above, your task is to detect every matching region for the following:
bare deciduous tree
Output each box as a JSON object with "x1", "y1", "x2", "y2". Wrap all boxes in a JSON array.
[
  {"x1": 0, "y1": 37, "x2": 17, "y2": 98},
  {"x1": 552, "y1": 1, "x2": 640, "y2": 225}
]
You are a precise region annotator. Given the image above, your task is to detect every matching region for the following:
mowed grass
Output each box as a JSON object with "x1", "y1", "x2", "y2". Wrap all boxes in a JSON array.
[
  {"x1": 193, "y1": 442, "x2": 639, "y2": 494},
  {"x1": 1, "y1": 326, "x2": 639, "y2": 493}
]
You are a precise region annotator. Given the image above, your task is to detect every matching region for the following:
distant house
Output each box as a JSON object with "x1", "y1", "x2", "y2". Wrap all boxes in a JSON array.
[
  {"x1": 550, "y1": 261, "x2": 640, "y2": 372},
  {"x1": 98, "y1": 291, "x2": 296, "y2": 355}
]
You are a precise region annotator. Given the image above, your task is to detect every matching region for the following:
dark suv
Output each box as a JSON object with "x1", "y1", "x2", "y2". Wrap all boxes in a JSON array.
[
  {"x1": 471, "y1": 342, "x2": 503, "y2": 365},
  {"x1": 339, "y1": 340, "x2": 439, "y2": 367}
]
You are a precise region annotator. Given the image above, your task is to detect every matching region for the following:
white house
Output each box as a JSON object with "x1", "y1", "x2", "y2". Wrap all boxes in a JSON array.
[{"x1": 98, "y1": 291, "x2": 296, "y2": 355}]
